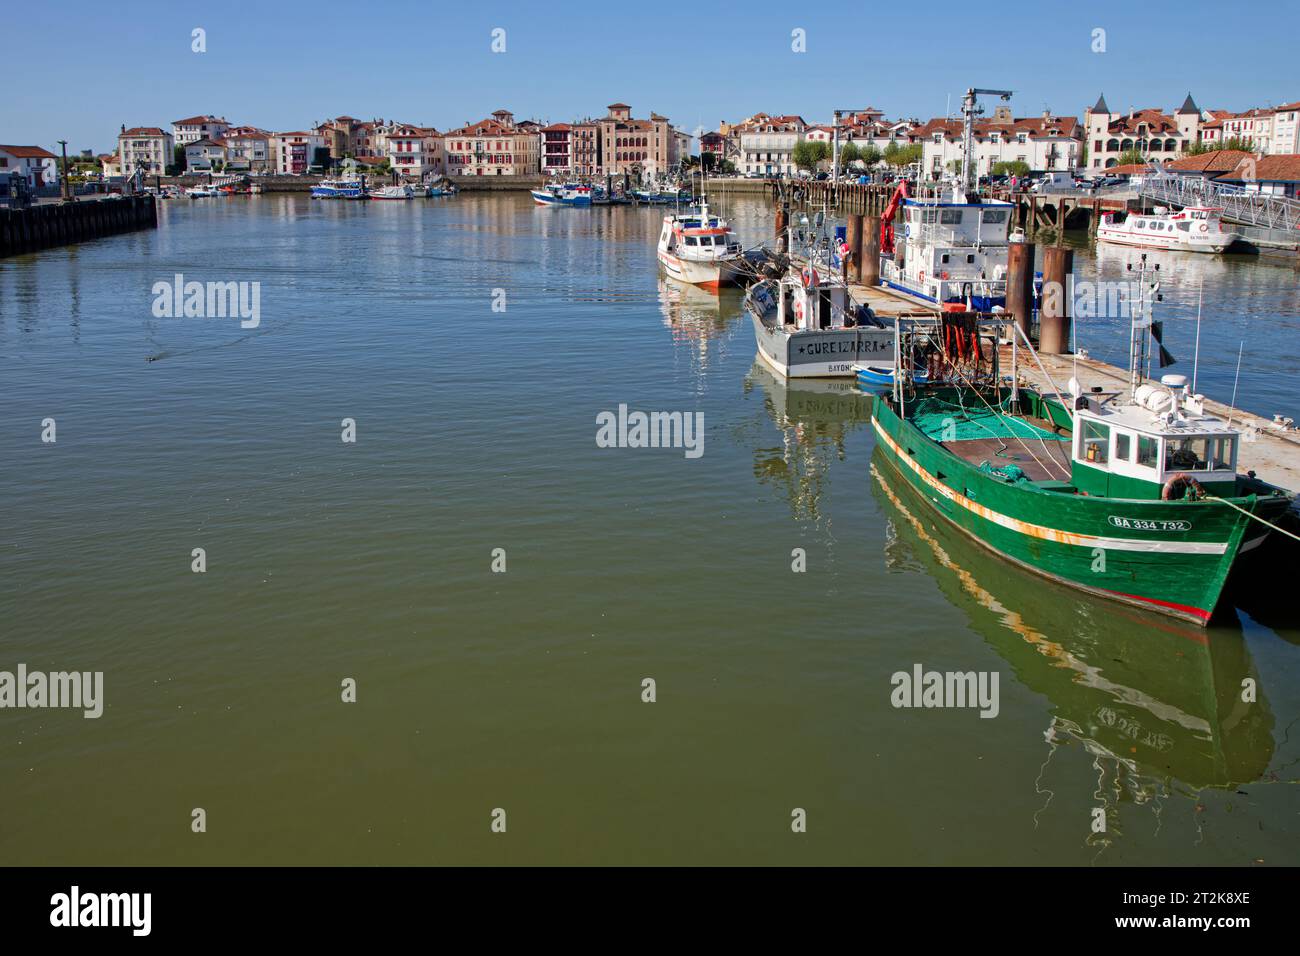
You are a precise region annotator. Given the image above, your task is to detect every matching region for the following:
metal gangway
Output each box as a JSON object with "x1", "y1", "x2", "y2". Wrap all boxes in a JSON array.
[{"x1": 1139, "y1": 167, "x2": 1300, "y2": 232}]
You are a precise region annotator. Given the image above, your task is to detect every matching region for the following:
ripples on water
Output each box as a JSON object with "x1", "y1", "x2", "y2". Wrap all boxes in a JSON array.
[{"x1": 0, "y1": 194, "x2": 1295, "y2": 865}]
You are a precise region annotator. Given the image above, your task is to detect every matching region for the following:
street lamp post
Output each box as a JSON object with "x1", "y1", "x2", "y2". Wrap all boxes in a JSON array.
[{"x1": 58, "y1": 140, "x2": 73, "y2": 202}]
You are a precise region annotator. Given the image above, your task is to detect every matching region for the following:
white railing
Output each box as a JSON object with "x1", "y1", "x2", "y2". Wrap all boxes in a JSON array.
[{"x1": 1139, "y1": 169, "x2": 1300, "y2": 231}]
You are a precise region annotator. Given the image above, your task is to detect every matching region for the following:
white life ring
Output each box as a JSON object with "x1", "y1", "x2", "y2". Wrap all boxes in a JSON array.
[{"x1": 1199, "y1": 224, "x2": 1208, "y2": 233}]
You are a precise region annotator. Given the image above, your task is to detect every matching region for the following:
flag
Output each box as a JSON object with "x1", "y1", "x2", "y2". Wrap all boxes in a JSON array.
[{"x1": 1150, "y1": 321, "x2": 1177, "y2": 368}]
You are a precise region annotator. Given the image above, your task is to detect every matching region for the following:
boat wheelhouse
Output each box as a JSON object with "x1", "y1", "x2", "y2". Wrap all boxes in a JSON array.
[
  {"x1": 656, "y1": 201, "x2": 745, "y2": 290},
  {"x1": 879, "y1": 186, "x2": 1013, "y2": 309},
  {"x1": 1098, "y1": 205, "x2": 1237, "y2": 253},
  {"x1": 530, "y1": 182, "x2": 593, "y2": 206}
]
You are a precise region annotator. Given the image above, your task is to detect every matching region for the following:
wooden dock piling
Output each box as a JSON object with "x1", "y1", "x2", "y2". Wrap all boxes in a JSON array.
[
  {"x1": 1039, "y1": 245, "x2": 1073, "y2": 354},
  {"x1": 1006, "y1": 240, "x2": 1036, "y2": 343},
  {"x1": 846, "y1": 213, "x2": 863, "y2": 283}
]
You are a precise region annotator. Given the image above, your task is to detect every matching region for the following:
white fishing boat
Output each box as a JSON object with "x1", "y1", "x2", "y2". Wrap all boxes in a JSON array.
[
  {"x1": 656, "y1": 200, "x2": 746, "y2": 290},
  {"x1": 371, "y1": 184, "x2": 414, "y2": 200},
  {"x1": 1097, "y1": 205, "x2": 1237, "y2": 253},
  {"x1": 745, "y1": 220, "x2": 893, "y2": 378},
  {"x1": 877, "y1": 179, "x2": 1013, "y2": 309},
  {"x1": 879, "y1": 86, "x2": 1016, "y2": 310},
  {"x1": 185, "y1": 185, "x2": 223, "y2": 198}
]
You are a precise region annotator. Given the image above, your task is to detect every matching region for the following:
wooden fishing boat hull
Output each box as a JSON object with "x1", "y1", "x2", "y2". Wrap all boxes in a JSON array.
[{"x1": 870, "y1": 392, "x2": 1290, "y2": 625}]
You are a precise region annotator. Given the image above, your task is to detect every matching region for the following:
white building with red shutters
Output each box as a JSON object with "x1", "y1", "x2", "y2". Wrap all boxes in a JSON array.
[
  {"x1": 386, "y1": 125, "x2": 444, "y2": 181},
  {"x1": 916, "y1": 106, "x2": 1081, "y2": 176},
  {"x1": 443, "y1": 110, "x2": 540, "y2": 176}
]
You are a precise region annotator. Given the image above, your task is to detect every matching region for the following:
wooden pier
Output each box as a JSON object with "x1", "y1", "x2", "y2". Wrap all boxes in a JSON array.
[{"x1": 0, "y1": 195, "x2": 157, "y2": 258}]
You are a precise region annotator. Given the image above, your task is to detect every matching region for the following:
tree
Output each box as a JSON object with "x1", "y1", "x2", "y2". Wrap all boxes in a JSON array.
[
  {"x1": 1220, "y1": 136, "x2": 1255, "y2": 152},
  {"x1": 1183, "y1": 141, "x2": 1210, "y2": 156},
  {"x1": 992, "y1": 160, "x2": 1029, "y2": 177},
  {"x1": 882, "y1": 142, "x2": 922, "y2": 168},
  {"x1": 858, "y1": 144, "x2": 882, "y2": 167},
  {"x1": 793, "y1": 140, "x2": 830, "y2": 171},
  {"x1": 837, "y1": 141, "x2": 862, "y2": 171},
  {"x1": 1116, "y1": 148, "x2": 1146, "y2": 166},
  {"x1": 172, "y1": 144, "x2": 186, "y2": 175}
]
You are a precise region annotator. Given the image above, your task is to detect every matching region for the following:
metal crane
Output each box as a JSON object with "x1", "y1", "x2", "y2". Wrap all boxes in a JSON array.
[{"x1": 959, "y1": 88, "x2": 1013, "y2": 198}]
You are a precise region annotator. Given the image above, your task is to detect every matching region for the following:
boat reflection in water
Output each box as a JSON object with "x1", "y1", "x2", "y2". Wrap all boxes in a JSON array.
[
  {"x1": 869, "y1": 445, "x2": 1277, "y2": 842},
  {"x1": 656, "y1": 277, "x2": 744, "y2": 379},
  {"x1": 744, "y1": 359, "x2": 872, "y2": 525}
]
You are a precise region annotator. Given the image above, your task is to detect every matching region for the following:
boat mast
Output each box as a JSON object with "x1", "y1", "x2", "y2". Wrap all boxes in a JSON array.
[{"x1": 1126, "y1": 254, "x2": 1161, "y2": 398}]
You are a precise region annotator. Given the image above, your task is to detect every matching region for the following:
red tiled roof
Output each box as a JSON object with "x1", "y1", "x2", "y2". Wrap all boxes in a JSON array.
[
  {"x1": 444, "y1": 118, "x2": 521, "y2": 137},
  {"x1": 173, "y1": 115, "x2": 228, "y2": 126},
  {"x1": 541, "y1": 123, "x2": 572, "y2": 131},
  {"x1": 912, "y1": 115, "x2": 1079, "y2": 140},
  {"x1": 1165, "y1": 149, "x2": 1253, "y2": 173},
  {"x1": 1217, "y1": 153, "x2": 1300, "y2": 183},
  {"x1": 0, "y1": 144, "x2": 57, "y2": 159},
  {"x1": 121, "y1": 127, "x2": 167, "y2": 137},
  {"x1": 1106, "y1": 164, "x2": 1150, "y2": 175},
  {"x1": 607, "y1": 102, "x2": 631, "y2": 109}
]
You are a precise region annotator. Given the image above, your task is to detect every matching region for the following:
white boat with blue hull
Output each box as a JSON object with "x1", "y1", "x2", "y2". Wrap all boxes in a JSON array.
[
  {"x1": 879, "y1": 186, "x2": 1013, "y2": 310},
  {"x1": 531, "y1": 182, "x2": 593, "y2": 206},
  {"x1": 311, "y1": 178, "x2": 367, "y2": 199}
]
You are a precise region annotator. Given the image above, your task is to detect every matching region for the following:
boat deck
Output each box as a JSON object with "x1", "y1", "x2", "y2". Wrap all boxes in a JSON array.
[{"x1": 939, "y1": 436, "x2": 1073, "y2": 484}]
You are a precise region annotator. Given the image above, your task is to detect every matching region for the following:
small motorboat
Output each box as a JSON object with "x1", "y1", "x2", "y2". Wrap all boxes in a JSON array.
[
  {"x1": 854, "y1": 364, "x2": 928, "y2": 390},
  {"x1": 371, "y1": 184, "x2": 414, "y2": 200}
]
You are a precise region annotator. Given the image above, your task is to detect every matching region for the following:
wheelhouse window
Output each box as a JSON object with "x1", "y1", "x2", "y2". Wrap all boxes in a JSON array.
[
  {"x1": 940, "y1": 209, "x2": 963, "y2": 224},
  {"x1": 1165, "y1": 436, "x2": 1216, "y2": 471},
  {"x1": 1114, "y1": 432, "x2": 1132, "y2": 463},
  {"x1": 1137, "y1": 435, "x2": 1160, "y2": 468},
  {"x1": 1080, "y1": 419, "x2": 1110, "y2": 464},
  {"x1": 1212, "y1": 436, "x2": 1236, "y2": 470},
  {"x1": 981, "y1": 209, "x2": 1007, "y2": 224}
]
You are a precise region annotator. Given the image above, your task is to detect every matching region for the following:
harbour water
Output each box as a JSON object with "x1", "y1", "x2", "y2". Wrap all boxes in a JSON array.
[{"x1": 1, "y1": 194, "x2": 1297, "y2": 865}]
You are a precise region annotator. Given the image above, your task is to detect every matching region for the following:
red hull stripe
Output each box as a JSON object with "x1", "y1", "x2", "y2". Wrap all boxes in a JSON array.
[{"x1": 1101, "y1": 588, "x2": 1211, "y2": 622}]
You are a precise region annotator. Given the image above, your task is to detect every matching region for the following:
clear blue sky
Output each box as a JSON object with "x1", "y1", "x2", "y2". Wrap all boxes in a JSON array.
[{"x1": 2, "y1": 0, "x2": 1294, "y2": 153}]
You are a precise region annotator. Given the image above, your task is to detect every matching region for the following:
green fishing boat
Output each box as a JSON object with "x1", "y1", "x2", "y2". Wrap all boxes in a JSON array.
[{"x1": 869, "y1": 304, "x2": 1294, "y2": 626}]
